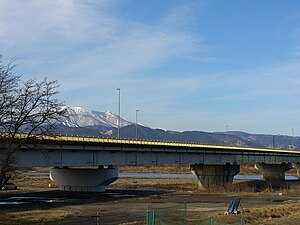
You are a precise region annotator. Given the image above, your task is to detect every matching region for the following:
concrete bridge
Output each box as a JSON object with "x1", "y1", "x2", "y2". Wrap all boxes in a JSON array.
[{"x1": 4, "y1": 134, "x2": 300, "y2": 191}]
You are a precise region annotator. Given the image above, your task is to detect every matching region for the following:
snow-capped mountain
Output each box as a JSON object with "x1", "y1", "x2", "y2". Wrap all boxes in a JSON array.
[
  {"x1": 61, "y1": 106, "x2": 131, "y2": 128},
  {"x1": 55, "y1": 106, "x2": 300, "y2": 150}
]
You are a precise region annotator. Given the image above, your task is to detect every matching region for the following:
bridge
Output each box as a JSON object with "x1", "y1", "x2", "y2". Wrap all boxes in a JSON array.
[{"x1": 4, "y1": 134, "x2": 300, "y2": 191}]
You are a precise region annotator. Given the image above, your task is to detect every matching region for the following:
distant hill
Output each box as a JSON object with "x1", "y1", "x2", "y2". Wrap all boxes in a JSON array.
[{"x1": 55, "y1": 107, "x2": 300, "y2": 150}]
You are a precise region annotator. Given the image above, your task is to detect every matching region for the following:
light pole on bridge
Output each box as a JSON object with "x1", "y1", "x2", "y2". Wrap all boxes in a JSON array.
[
  {"x1": 273, "y1": 134, "x2": 278, "y2": 149},
  {"x1": 136, "y1": 109, "x2": 139, "y2": 139},
  {"x1": 225, "y1": 125, "x2": 229, "y2": 146},
  {"x1": 292, "y1": 128, "x2": 295, "y2": 149},
  {"x1": 117, "y1": 88, "x2": 121, "y2": 139}
]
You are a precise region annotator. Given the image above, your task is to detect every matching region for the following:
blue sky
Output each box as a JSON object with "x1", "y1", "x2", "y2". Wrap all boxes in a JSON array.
[{"x1": 1, "y1": 0, "x2": 300, "y2": 135}]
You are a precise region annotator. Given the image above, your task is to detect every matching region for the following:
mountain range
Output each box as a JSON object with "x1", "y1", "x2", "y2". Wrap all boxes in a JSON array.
[{"x1": 55, "y1": 107, "x2": 300, "y2": 150}]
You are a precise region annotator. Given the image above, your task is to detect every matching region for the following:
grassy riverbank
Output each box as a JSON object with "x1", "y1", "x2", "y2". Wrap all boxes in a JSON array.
[
  {"x1": 0, "y1": 166, "x2": 299, "y2": 225},
  {"x1": 18, "y1": 163, "x2": 298, "y2": 175}
]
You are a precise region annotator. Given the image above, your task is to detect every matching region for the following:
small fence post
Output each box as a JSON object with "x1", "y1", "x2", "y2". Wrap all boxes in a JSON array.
[
  {"x1": 210, "y1": 216, "x2": 215, "y2": 225},
  {"x1": 184, "y1": 202, "x2": 187, "y2": 225},
  {"x1": 96, "y1": 209, "x2": 99, "y2": 225},
  {"x1": 146, "y1": 206, "x2": 150, "y2": 225},
  {"x1": 152, "y1": 209, "x2": 155, "y2": 225}
]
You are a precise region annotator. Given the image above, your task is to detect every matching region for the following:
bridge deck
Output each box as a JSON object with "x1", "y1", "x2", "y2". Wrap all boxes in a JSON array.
[
  {"x1": 2, "y1": 133, "x2": 300, "y2": 167},
  {"x1": 8, "y1": 133, "x2": 300, "y2": 155}
]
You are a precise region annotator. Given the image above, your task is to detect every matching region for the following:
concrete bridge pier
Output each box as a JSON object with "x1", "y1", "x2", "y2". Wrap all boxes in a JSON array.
[
  {"x1": 254, "y1": 162, "x2": 293, "y2": 182},
  {"x1": 190, "y1": 163, "x2": 240, "y2": 189},
  {"x1": 50, "y1": 166, "x2": 118, "y2": 192},
  {"x1": 292, "y1": 163, "x2": 300, "y2": 177}
]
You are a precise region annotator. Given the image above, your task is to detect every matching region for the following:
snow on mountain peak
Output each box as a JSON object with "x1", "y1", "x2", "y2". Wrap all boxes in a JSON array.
[
  {"x1": 72, "y1": 106, "x2": 90, "y2": 114},
  {"x1": 103, "y1": 111, "x2": 118, "y2": 119},
  {"x1": 61, "y1": 107, "x2": 132, "y2": 128}
]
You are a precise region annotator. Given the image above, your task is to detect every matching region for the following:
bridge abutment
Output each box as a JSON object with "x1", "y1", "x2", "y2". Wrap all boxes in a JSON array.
[
  {"x1": 50, "y1": 166, "x2": 118, "y2": 192},
  {"x1": 190, "y1": 163, "x2": 240, "y2": 189},
  {"x1": 254, "y1": 162, "x2": 293, "y2": 182}
]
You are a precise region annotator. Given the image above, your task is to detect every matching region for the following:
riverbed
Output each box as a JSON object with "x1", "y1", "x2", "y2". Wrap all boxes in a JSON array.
[{"x1": 1, "y1": 170, "x2": 300, "y2": 224}]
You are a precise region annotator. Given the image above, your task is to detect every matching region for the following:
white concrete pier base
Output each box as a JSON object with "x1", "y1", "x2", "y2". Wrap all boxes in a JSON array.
[
  {"x1": 255, "y1": 163, "x2": 292, "y2": 182},
  {"x1": 50, "y1": 166, "x2": 118, "y2": 192},
  {"x1": 190, "y1": 163, "x2": 240, "y2": 189}
]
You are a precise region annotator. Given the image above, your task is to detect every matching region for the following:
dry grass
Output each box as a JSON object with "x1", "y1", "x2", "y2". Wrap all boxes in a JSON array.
[
  {"x1": 276, "y1": 183, "x2": 300, "y2": 196},
  {"x1": 118, "y1": 222, "x2": 144, "y2": 225},
  {"x1": 185, "y1": 203, "x2": 300, "y2": 225},
  {"x1": 17, "y1": 167, "x2": 51, "y2": 172},
  {"x1": 119, "y1": 164, "x2": 191, "y2": 174},
  {"x1": 231, "y1": 203, "x2": 300, "y2": 225},
  {"x1": 112, "y1": 177, "x2": 199, "y2": 191},
  {"x1": 119, "y1": 163, "x2": 298, "y2": 175},
  {"x1": 0, "y1": 208, "x2": 78, "y2": 225},
  {"x1": 239, "y1": 163, "x2": 261, "y2": 175},
  {"x1": 10, "y1": 173, "x2": 57, "y2": 191}
]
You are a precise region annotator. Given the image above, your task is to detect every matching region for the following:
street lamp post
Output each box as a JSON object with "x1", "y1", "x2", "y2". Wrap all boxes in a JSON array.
[
  {"x1": 117, "y1": 88, "x2": 121, "y2": 139},
  {"x1": 273, "y1": 134, "x2": 280, "y2": 149},
  {"x1": 136, "y1": 109, "x2": 139, "y2": 139},
  {"x1": 292, "y1": 128, "x2": 295, "y2": 149},
  {"x1": 225, "y1": 125, "x2": 229, "y2": 146}
]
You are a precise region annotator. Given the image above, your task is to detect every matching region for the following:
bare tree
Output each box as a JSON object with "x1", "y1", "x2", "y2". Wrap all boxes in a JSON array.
[{"x1": 0, "y1": 56, "x2": 64, "y2": 188}]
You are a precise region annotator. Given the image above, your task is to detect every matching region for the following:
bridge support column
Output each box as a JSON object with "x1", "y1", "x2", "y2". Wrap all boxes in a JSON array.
[
  {"x1": 190, "y1": 163, "x2": 240, "y2": 189},
  {"x1": 292, "y1": 163, "x2": 300, "y2": 177},
  {"x1": 50, "y1": 166, "x2": 118, "y2": 192},
  {"x1": 254, "y1": 163, "x2": 292, "y2": 182}
]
